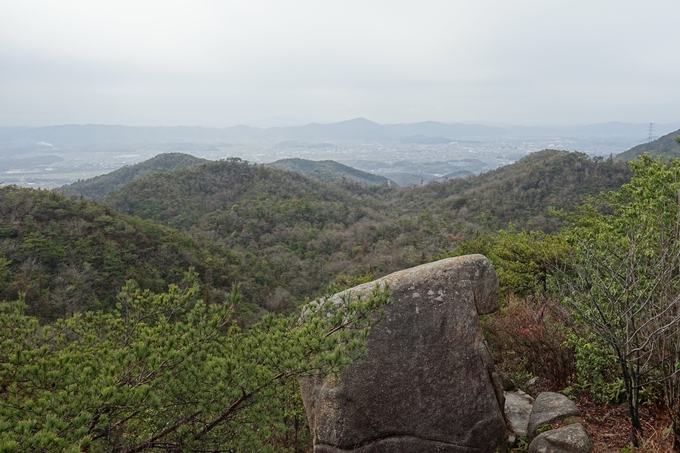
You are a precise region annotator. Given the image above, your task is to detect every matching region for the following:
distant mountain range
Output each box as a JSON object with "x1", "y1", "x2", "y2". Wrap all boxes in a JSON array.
[
  {"x1": 3, "y1": 118, "x2": 678, "y2": 147},
  {"x1": 0, "y1": 119, "x2": 502, "y2": 145}
]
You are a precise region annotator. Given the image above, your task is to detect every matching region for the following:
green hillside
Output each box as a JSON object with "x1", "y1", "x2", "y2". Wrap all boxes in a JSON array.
[
  {"x1": 1, "y1": 150, "x2": 628, "y2": 315},
  {"x1": 0, "y1": 186, "x2": 240, "y2": 319},
  {"x1": 101, "y1": 151, "x2": 631, "y2": 310},
  {"x1": 414, "y1": 149, "x2": 632, "y2": 232},
  {"x1": 266, "y1": 158, "x2": 395, "y2": 186},
  {"x1": 0, "y1": 149, "x2": 647, "y2": 451},
  {"x1": 615, "y1": 129, "x2": 680, "y2": 161},
  {"x1": 103, "y1": 158, "x2": 405, "y2": 309},
  {"x1": 58, "y1": 152, "x2": 208, "y2": 200}
]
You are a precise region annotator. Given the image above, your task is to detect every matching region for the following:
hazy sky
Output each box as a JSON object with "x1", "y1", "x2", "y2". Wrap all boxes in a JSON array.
[{"x1": 1, "y1": 0, "x2": 679, "y2": 127}]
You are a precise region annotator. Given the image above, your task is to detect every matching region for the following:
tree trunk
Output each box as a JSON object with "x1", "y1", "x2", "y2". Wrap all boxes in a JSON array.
[
  {"x1": 621, "y1": 360, "x2": 642, "y2": 447},
  {"x1": 627, "y1": 387, "x2": 642, "y2": 448},
  {"x1": 673, "y1": 421, "x2": 680, "y2": 452}
]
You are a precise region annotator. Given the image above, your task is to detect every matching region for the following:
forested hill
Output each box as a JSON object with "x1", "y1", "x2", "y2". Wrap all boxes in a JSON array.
[
  {"x1": 266, "y1": 158, "x2": 395, "y2": 186},
  {"x1": 0, "y1": 150, "x2": 633, "y2": 318},
  {"x1": 407, "y1": 149, "x2": 632, "y2": 233},
  {"x1": 99, "y1": 151, "x2": 631, "y2": 310},
  {"x1": 615, "y1": 128, "x2": 680, "y2": 162},
  {"x1": 58, "y1": 152, "x2": 208, "y2": 200},
  {"x1": 102, "y1": 158, "x2": 404, "y2": 309},
  {"x1": 0, "y1": 186, "x2": 241, "y2": 320}
]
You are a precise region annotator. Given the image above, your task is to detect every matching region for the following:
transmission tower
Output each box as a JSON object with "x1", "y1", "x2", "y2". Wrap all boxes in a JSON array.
[{"x1": 648, "y1": 123, "x2": 654, "y2": 142}]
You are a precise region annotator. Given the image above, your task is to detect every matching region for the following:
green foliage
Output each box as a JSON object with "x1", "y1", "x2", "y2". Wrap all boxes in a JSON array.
[
  {"x1": 0, "y1": 272, "x2": 391, "y2": 452},
  {"x1": 536, "y1": 424, "x2": 552, "y2": 435},
  {"x1": 331, "y1": 271, "x2": 376, "y2": 292},
  {"x1": 0, "y1": 186, "x2": 240, "y2": 318},
  {"x1": 511, "y1": 435, "x2": 530, "y2": 452},
  {"x1": 428, "y1": 149, "x2": 631, "y2": 233},
  {"x1": 564, "y1": 334, "x2": 624, "y2": 404},
  {"x1": 102, "y1": 158, "x2": 441, "y2": 309},
  {"x1": 557, "y1": 154, "x2": 680, "y2": 444},
  {"x1": 99, "y1": 152, "x2": 629, "y2": 310},
  {"x1": 444, "y1": 229, "x2": 570, "y2": 298}
]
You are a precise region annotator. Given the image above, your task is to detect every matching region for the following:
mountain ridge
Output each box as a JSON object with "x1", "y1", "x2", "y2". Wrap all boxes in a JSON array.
[
  {"x1": 266, "y1": 158, "x2": 396, "y2": 186},
  {"x1": 57, "y1": 152, "x2": 208, "y2": 200},
  {"x1": 615, "y1": 128, "x2": 680, "y2": 161},
  {"x1": 4, "y1": 120, "x2": 678, "y2": 147}
]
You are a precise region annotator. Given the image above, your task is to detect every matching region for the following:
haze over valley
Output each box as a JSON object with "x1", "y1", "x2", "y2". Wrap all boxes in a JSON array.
[{"x1": 2, "y1": 118, "x2": 678, "y2": 189}]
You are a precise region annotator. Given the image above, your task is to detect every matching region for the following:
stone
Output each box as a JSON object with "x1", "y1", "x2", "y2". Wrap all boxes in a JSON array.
[
  {"x1": 499, "y1": 370, "x2": 517, "y2": 391},
  {"x1": 300, "y1": 255, "x2": 508, "y2": 453},
  {"x1": 525, "y1": 376, "x2": 540, "y2": 397},
  {"x1": 528, "y1": 423, "x2": 594, "y2": 453},
  {"x1": 527, "y1": 392, "x2": 582, "y2": 439},
  {"x1": 505, "y1": 390, "x2": 534, "y2": 437}
]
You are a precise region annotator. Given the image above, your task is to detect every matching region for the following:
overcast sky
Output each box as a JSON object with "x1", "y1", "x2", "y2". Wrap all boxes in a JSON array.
[{"x1": 1, "y1": 0, "x2": 679, "y2": 127}]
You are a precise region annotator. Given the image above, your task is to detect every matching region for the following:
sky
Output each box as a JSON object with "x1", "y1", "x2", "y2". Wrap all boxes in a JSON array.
[{"x1": 1, "y1": 0, "x2": 679, "y2": 128}]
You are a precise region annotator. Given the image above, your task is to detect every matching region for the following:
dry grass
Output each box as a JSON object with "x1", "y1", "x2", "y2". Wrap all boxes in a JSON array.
[{"x1": 576, "y1": 396, "x2": 673, "y2": 452}]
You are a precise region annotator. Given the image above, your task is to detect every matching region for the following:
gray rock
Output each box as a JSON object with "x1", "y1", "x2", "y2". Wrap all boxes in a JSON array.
[
  {"x1": 525, "y1": 376, "x2": 540, "y2": 397},
  {"x1": 528, "y1": 423, "x2": 594, "y2": 453},
  {"x1": 527, "y1": 392, "x2": 582, "y2": 439},
  {"x1": 505, "y1": 390, "x2": 534, "y2": 437},
  {"x1": 499, "y1": 370, "x2": 517, "y2": 391},
  {"x1": 300, "y1": 255, "x2": 508, "y2": 453}
]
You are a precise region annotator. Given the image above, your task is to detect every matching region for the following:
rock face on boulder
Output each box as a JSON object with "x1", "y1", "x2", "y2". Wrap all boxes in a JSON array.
[{"x1": 300, "y1": 255, "x2": 508, "y2": 453}]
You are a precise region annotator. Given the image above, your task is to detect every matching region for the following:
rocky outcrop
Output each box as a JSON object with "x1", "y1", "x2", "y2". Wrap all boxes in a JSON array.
[{"x1": 300, "y1": 255, "x2": 508, "y2": 453}]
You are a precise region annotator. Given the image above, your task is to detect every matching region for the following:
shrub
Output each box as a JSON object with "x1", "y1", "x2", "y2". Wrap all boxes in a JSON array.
[{"x1": 483, "y1": 296, "x2": 575, "y2": 390}]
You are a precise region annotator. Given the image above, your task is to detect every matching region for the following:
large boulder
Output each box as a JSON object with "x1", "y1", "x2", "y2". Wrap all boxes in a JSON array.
[{"x1": 300, "y1": 255, "x2": 508, "y2": 453}]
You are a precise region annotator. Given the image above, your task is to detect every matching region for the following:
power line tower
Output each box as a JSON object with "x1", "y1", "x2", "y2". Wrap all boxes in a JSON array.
[{"x1": 648, "y1": 123, "x2": 655, "y2": 142}]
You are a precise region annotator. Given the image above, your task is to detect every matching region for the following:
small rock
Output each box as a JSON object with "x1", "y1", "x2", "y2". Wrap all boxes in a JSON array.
[
  {"x1": 527, "y1": 392, "x2": 581, "y2": 439},
  {"x1": 528, "y1": 423, "x2": 594, "y2": 453},
  {"x1": 505, "y1": 390, "x2": 534, "y2": 437},
  {"x1": 499, "y1": 370, "x2": 517, "y2": 391},
  {"x1": 525, "y1": 376, "x2": 540, "y2": 397}
]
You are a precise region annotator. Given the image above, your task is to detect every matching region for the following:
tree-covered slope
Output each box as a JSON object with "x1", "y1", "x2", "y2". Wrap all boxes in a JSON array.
[
  {"x1": 57, "y1": 152, "x2": 208, "y2": 200},
  {"x1": 404, "y1": 149, "x2": 632, "y2": 233},
  {"x1": 266, "y1": 158, "x2": 395, "y2": 186},
  {"x1": 0, "y1": 186, "x2": 239, "y2": 319},
  {"x1": 103, "y1": 159, "x2": 409, "y2": 309},
  {"x1": 100, "y1": 151, "x2": 631, "y2": 310},
  {"x1": 615, "y1": 129, "x2": 680, "y2": 162}
]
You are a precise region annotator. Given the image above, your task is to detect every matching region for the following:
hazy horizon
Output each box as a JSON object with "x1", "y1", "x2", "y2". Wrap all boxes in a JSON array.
[
  {"x1": 2, "y1": 118, "x2": 680, "y2": 131},
  {"x1": 2, "y1": 1, "x2": 679, "y2": 128}
]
